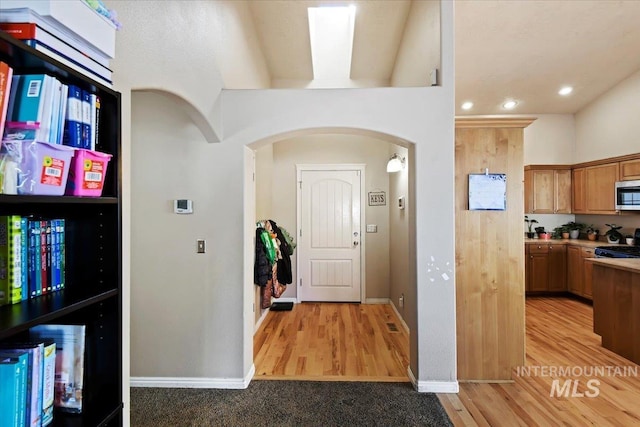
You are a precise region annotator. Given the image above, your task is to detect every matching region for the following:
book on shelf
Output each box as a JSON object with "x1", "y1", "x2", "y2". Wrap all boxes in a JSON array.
[
  {"x1": 39, "y1": 220, "x2": 49, "y2": 295},
  {"x1": 23, "y1": 39, "x2": 112, "y2": 87},
  {"x1": 41, "y1": 340, "x2": 56, "y2": 426},
  {"x1": 30, "y1": 324, "x2": 86, "y2": 414},
  {"x1": 64, "y1": 84, "x2": 83, "y2": 147},
  {"x1": 28, "y1": 218, "x2": 42, "y2": 298},
  {"x1": 0, "y1": 342, "x2": 44, "y2": 427},
  {"x1": 0, "y1": 215, "x2": 23, "y2": 306},
  {"x1": 0, "y1": 2, "x2": 117, "y2": 59},
  {"x1": 0, "y1": 351, "x2": 28, "y2": 427},
  {"x1": 0, "y1": 61, "x2": 13, "y2": 140},
  {"x1": 0, "y1": 22, "x2": 110, "y2": 68}
]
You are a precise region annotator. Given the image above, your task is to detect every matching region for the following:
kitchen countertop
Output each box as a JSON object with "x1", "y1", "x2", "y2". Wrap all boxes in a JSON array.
[
  {"x1": 587, "y1": 258, "x2": 640, "y2": 274},
  {"x1": 524, "y1": 238, "x2": 626, "y2": 249}
]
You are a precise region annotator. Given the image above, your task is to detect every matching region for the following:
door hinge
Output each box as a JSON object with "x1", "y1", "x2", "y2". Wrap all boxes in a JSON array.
[
  {"x1": 299, "y1": 181, "x2": 302, "y2": 189},
  {"x1": 299, "y1": 229, "x2": 302, "y2": 237},
  {"x1": 300, "y1": 278, "x2": 302, "y2": 287}
]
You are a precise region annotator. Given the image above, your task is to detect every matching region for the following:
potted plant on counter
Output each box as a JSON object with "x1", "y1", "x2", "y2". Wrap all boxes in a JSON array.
[
  {"x1": 562, "y1": 221, "x2": 586, "y2": 239},
  {"x1": 525, "y1": 216, "x2": 538, "y2": 239},
  {"x1": 586, "y1": 225, "x2": 599, "y2": 241},
  {"x1": 535, "y1": 226, "x2": 551, "y2": 240},
  {"x1": 605, "y1": 223, "x2": 624, "y2": 243}
]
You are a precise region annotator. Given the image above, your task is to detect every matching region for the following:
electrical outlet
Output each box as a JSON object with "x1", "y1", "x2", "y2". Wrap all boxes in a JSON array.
[
  {"x1": 399, "y1": 294, "x2": 404, "y2": 308},
  {"x1": 197, "y1": 239, "x2": 206, "y2": 253}
]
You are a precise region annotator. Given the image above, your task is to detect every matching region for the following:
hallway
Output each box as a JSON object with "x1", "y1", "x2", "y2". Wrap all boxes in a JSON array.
[{"x1": 253, "y1": 303, "x2": 410, "y2": 382}]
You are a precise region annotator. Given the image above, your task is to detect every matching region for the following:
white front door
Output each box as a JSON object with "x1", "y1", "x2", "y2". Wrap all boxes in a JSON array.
[{"x1": 298, "y1": 167, "x2": 362, "y2": 302}]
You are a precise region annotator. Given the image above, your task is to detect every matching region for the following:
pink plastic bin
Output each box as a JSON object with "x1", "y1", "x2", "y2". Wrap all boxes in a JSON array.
[
  {"x1": 18, "y1": 141, "x2": 75, "y2": 196},
  {"x1": 65, "y1": 148, "x2": 113, "y2": 197}
]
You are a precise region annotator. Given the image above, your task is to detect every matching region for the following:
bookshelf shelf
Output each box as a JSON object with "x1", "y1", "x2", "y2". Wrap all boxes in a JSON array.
[
  {"x1": 0, "y1": 29, "x2": 122, "y2": 426},
  {"x1": 0, "y1": 289, "x2": 118, "y2": 339}
]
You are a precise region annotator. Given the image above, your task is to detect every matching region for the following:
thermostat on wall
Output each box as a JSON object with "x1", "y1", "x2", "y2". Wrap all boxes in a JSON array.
[{"x1": 174, "y1": 199, "x2": 193, "y2": 214}]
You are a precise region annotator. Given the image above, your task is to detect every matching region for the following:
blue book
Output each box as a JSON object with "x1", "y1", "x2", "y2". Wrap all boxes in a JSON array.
[
  {"x1": 11, "y1": 74, "x2": 45, "y2": 122},
  {"x1": 0, "y1": 346, "x2": 41, "y2": 427},
  {"x1": 28, "y1": 219, "x2": 42, "y2": 298},
  {"x1": 81, "y1": 90, "x2": 91, "y2": 149},
  {"x1": 58, "y1": 219, "x2": 65, "y2": 291},
  {"x1": 20, "y1": 217, "x2": 28, "y2": 301},
  {"x1": 0, "y1": 353, "x2": 28, "y2": 427},
  {"x1": 63, "y1": 85, "x2": 83, "y2": 148}
]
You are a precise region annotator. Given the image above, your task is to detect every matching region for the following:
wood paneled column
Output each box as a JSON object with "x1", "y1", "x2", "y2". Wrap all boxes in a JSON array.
[{"x1": 455, "y1": 117, "x2": 535, "y2": 381}]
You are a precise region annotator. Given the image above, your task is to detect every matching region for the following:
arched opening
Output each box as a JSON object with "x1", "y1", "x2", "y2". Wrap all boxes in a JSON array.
[{"x1": 245, "y1": 128, "x2": 417, "y2": 382}]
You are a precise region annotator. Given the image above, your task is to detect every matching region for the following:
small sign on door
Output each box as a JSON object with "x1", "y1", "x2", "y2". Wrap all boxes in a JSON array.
[{"x1": 368, "y1": 191, "x2": 386, "y2": 206}]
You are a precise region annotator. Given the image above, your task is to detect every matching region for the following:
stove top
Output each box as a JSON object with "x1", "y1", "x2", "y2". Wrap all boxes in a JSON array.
[{"x1": 594, "y1": 245, "x2": 640, "y2": 258}]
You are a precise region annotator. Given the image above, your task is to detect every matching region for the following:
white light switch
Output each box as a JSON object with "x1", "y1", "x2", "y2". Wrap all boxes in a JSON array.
[{"x1": 366, "y1": 224, "x2": 377, "y2": 233}]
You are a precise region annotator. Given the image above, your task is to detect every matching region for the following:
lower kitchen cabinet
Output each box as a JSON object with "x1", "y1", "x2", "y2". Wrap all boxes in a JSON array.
[
  {"x1": 567, "y1": 245, "x2": 595, "y2": 299},
  {"x1": 526, "y1": 243, "x2": 567, "y2": 292}
]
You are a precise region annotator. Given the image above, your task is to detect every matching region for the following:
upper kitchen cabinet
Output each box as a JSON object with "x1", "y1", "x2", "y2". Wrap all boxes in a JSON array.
[
  {"x1": 572, "y1": 162, "x2": 620, "y2": 214},
  {"x1": 524, "y1": 166, "x2": 572, "y2": 214},
  {"x1": 620, "y1": 158, "x2": 640, "y2": 181}
]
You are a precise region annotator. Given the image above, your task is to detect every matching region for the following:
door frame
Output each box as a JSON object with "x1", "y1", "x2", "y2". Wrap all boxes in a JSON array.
[{"x1": 296, "y1": 164, "x2": 366, "y2": 303}]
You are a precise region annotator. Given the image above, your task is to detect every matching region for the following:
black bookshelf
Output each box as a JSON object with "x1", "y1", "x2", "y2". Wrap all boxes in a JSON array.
[{"x1": 0, "y1": 31, "x2": 122, "y2": 426}]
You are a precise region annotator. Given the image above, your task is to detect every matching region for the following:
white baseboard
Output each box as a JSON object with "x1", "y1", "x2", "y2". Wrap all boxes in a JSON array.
[
  {"x1": 131, "y1": 364, "x2": 255, "y2": 390},
  {"x1": 254, "y1": 307, "x2": 270, "y2": 333},
  {"x1": 365, "y1": 298, "x2": 389, "y2": 304},
  {"x1": 408, "y1": 367, "x2": 459, "y2": 393},
  {"x1": 389, "y1": 301, "x2": 410, "y2": 334}
]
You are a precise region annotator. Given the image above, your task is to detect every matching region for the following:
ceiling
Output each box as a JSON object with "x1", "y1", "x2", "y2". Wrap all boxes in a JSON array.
[{"x1": 242, "y1": 0, "x2": 640, "y2": 115}]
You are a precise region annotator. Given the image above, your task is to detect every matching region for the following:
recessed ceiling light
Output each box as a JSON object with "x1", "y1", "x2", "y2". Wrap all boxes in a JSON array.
[
  {"x1": 503, "y1": 100, "x2": 518, "y2": 110},
  {"x1": 461, "y1": 101, "x2": 473, "y2": 110},
  {"x1": 559, "y1": 86, "x2": 573, "y2": 96}
]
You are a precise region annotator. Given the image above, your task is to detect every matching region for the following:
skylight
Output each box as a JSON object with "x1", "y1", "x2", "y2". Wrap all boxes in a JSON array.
[{"x1": 307, "y1": 5, "x2": 356, "y2": 82}]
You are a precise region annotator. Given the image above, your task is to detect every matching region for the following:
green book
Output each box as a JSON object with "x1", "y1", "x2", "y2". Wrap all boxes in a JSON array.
[{"x1": 0, "y1": 215, "x2": 23, "y2": 306}]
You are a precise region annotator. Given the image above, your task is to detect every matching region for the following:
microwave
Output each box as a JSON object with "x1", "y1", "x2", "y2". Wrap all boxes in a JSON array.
[{"x1": 615, "y1": 180, "x2": 640, "y2": 210}]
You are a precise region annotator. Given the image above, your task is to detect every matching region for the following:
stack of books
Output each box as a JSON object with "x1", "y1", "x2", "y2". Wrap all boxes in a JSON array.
[
  {"x1": 0, "y1": 0, "x2": 117, "y2": 87},
  {"x1": 1, "y1": 324, "x2": 87, "y2": 426}
]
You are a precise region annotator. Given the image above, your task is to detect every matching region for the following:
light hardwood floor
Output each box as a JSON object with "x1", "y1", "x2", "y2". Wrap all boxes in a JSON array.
[
  {"x1": 440, "y1": 297, "x2": 640, "y2": 426},
  {"x1": 253, "y1": 303, "x2": 409, "y2": 382},
  {"x1": 253, "y1": 298, "x2": 640, "y2": 426}
]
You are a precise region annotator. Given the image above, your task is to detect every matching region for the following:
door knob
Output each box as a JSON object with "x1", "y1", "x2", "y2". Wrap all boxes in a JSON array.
[{"x1": 353, "y1": 241, "x2": 359, "y2": 246}]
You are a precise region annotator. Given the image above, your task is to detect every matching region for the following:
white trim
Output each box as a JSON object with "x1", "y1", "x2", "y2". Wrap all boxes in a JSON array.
[
  {"x1": 296, "y1": 164, "x2": 366, "y2": 303},
  {"x1": 408, "y1": 367, "x2": 459, "y2": 393},
  {"x1": 389, "y1": 300, "x2": 410, "y2": 334},
  {"x1": 365, "y1": 298, "x2": 389, "y2": 304},
  {"x1": 254, "y1": 307, "x2": 270, "y2": 334},
  {"x1": 131, "y1": 365, "x2": 255, "y2": 389}
]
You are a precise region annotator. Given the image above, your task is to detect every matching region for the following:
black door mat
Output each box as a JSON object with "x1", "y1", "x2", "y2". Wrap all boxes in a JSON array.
[{"x1": 270, "y1": 302, "x2": 294, "y2": 311}]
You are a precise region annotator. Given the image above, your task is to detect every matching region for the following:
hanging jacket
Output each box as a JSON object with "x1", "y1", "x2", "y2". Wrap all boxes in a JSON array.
[
  {"x1": 269, "y1": 220, "x2": 293, "y2": 285},
  {"x1": 254, "y1": 227, "x2": 272, "y2": 287}
]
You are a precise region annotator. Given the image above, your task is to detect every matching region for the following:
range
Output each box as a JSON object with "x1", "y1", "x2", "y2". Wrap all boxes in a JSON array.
[{"x1": 594, "y1": 228, "x2": 640, "y2": 258}]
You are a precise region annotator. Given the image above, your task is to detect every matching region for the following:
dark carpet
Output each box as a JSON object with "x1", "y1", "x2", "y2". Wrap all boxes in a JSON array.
[{"x1": 130, "y1": 381, "x2": 453, "y2": 427}]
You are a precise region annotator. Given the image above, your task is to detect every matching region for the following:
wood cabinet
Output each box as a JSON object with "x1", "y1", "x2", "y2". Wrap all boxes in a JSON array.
[
  {"x1": 592, "y1": 262, "x2": 640, "y2": 365},
  {"x1": 524, "y1": 167, "x2": 572, "y2": 213},
  {"x1": 620, "y1": 158, "x2": 640, "y2": 181},
  {"x1": 585, "y1": 163, "x2": 619, "y2": 214},
  {"x1": 525, "y1": 243, "x2": 566, "y2": 292},
  {"x1": 572, "y1": 168, "x2": 587, "y2": 213},
  {"x1": 567, "y1": 244, "x2": 595, "y2": 299},
  {"x1": 0, "y1": 32, "x2": 122, "y2": 425}
]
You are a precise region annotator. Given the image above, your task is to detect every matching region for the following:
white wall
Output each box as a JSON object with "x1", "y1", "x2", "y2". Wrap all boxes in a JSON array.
[
  {"x1": 575, "y1": 70, "x2": 640, "y2": 162},
  {"x1": 524, "y1": 114, "x2": 575, "y2": 165},
  {"x1": 388, "y1": 144, "x2": 412, "y2": 324},
  {"x1": 115, "y1": 0, "x2": 456, "y2": 397},
  {"x1": 391, "y1": 0, "x2": 440, "y2": 87},
  {"x1": 130, "y1": 92, "x2": 248, "y2": 381}
]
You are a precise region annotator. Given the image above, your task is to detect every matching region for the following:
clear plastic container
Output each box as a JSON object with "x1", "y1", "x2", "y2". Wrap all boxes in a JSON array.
[{"x1": 17, "y1": 141, "x2": 74, "y2": 196}]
